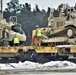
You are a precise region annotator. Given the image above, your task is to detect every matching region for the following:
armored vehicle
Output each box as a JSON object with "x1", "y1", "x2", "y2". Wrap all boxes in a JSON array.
[
  {"x1": 0, "y1": 0, "x2": 26, "y2": 46},
  {"x1": 39, "y1": 6, "x2": 76, "y2": 46}
]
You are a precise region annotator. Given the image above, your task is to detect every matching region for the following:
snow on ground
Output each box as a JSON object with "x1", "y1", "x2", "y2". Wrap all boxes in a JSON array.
[{"x1": 0, "y1": 61, "x2": 76, "y2": 70}]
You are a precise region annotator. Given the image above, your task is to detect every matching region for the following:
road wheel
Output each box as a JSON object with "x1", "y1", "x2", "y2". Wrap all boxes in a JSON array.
[{"x1": 67, "y1": 28, "x2": 75, "y2": 38}]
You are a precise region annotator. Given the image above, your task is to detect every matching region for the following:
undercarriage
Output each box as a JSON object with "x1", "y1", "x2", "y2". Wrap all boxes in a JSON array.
[{"x1": 41, "y1": 26, "x2": 76, "y2": 46}]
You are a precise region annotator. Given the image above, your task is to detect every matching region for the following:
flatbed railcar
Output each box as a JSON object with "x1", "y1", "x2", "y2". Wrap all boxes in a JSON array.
[{"x1": 0, "y1": 45, "x2": 76, "y2": 63}]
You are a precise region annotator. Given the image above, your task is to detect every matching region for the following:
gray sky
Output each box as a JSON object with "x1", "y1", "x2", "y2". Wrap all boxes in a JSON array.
[{"x1": 3, "y1": 0, "x2": 76, "y2": 10}]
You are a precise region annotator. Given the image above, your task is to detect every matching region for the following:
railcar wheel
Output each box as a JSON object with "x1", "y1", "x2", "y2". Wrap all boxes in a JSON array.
[
  {"x1": 24, "y1": 50, "x2": 37, "y2": 62},
  {"x1": 34, "y1": 54, "x2": 43, "y2": 62},
  {"x1": 18, "y1": 50, "x2": 26, "y2": 62},
  {"x1": 56, "y1": 56, "x2": 68, "y2": 61},
  {"x1": 15, "y1": 56, "x2": 20, "y2": 60},
  {"x1": 34, "y1": 54, "x2": 50, "y2": 63},
  {"x1": 2, "y1": 57, "x2": 8, "y2": 60}
]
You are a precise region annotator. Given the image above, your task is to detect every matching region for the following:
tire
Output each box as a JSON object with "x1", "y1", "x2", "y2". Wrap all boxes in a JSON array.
[{"x1": 67, "y1": 28, "x2": 75, "y2": 38}]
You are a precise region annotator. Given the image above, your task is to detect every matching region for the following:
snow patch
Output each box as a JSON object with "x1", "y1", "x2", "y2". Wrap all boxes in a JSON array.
[{"x1": 0, "y1": 61, "x2": 76, "y2": 70}]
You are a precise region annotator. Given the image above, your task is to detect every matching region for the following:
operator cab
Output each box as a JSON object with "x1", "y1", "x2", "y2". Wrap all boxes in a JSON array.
[{"x1": 11, "y1": 25, "x2": 24, "y2": 34}]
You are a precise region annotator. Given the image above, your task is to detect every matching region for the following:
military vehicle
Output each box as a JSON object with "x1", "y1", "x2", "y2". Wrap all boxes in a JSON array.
[
  {"x1": 37, "y1": 6, "x2": 76, "y2": 46},
  {"x1": 0, "y1": 0, "x2": 26, "y2": 46},
  {"x1": 0, "y1": 0, "x2": 76, "y2": 63},
  {"x1": 0, "y1": 0, "x2": 27, "y2": 62},
  {"x1": 29, "y1": 6, "x2": 76, "y2": 63}
]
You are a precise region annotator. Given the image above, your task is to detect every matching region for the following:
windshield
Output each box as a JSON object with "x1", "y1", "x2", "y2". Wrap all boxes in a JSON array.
[{"x1": 11, "y1": 25, "x2": 24, "y2": 34}]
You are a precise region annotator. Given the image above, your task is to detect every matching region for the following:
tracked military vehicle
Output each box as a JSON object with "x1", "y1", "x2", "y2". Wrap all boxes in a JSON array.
[
  {"x1": 0, "y1": 0, "x2": 26, "y2": 46},
  {"x1": 30, "y1": 6, "x2": 76, "y2": 63},
  {"x1": 40, "y1": 6, "x2": 76, "y2": 46}
]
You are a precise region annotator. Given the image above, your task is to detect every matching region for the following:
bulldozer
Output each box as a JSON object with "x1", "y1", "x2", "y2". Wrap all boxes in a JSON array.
[
  {"x1": 29, "y1": 6, "x2": 76, "y2": 63},
  {"x1": 0, "y1": 0, "x2": 26, "y2": 46},
  {"x1": 37, "y1": 6, "x2": 76, "y2": 46}
]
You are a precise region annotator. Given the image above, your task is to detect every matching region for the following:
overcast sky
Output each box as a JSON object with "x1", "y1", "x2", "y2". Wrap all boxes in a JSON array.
[{"x1": 3, "y1": 0, "x2": 76, "y2": 11}]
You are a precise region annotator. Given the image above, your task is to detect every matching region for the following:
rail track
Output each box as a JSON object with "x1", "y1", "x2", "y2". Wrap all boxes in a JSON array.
[{"x1": 0, "y1": 58, "x2": 76, "y2": 64}]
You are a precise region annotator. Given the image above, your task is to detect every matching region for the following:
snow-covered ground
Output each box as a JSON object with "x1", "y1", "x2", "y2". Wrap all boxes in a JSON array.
[{"x1": 0, "y1": 61, "x2": 76, "y2": 70}]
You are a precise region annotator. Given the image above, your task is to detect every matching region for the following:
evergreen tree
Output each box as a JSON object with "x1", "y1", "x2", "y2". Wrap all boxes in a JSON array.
[
  {"x1": 5, "y1": 0, "x2": 21, "y2": 13},
  {"x1": 35, "y1": 4, "x2": 40, "y2": 12},
  {"x1": 25, "y1": 3, "x2": 31, "y2": 11}
]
